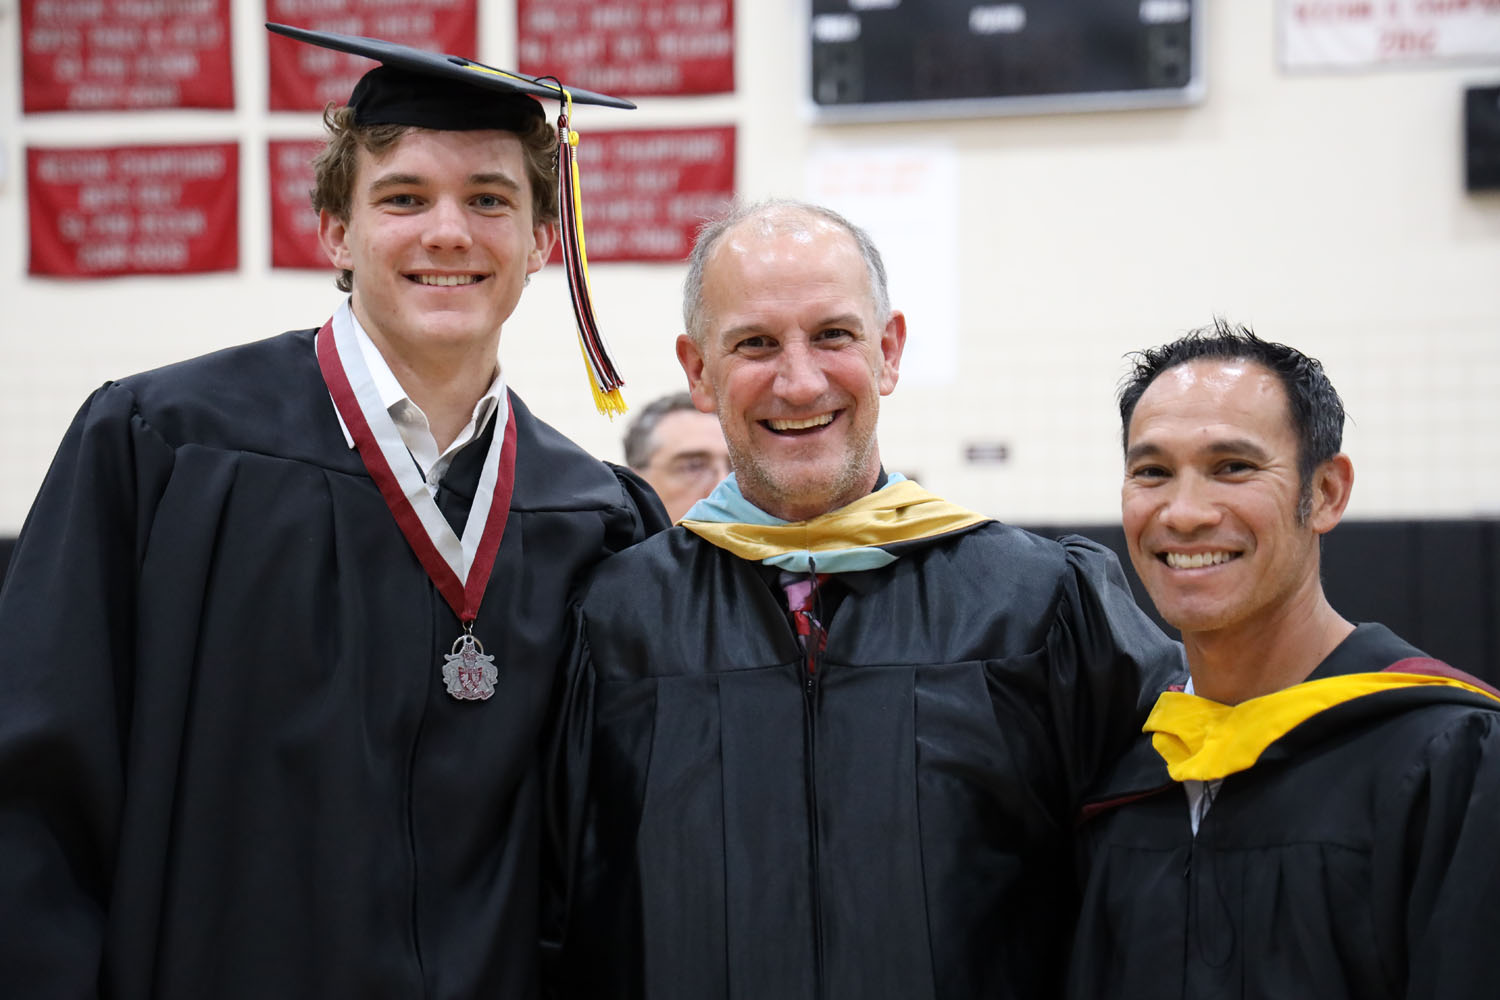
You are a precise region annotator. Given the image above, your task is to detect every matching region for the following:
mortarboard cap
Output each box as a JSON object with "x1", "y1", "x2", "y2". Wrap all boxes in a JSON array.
[
  {"x1": 267, "y1": 22, "x2": 635, "y2": 417},
  {"x1": 266, "y1": 22, "x2": 633, "y2": 131}
]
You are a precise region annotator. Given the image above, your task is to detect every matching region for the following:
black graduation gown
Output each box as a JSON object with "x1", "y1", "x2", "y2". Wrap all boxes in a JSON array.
[
  {"x1": 547, "y1": 522, "x2": 1184, "y2": 999},
  {"x1": 0, "y1": 329, "x2": 665, "y2": 999},
  {"x1": 1068, "y1": 623, "x2": 1500, "y2": 1000}
]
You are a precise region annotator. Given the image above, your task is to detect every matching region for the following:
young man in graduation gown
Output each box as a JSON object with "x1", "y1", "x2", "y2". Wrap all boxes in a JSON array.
[
  {"x1": 543, "y1": 200, "x2": 1183, "y2": 999},
  {"x1": 1067, "y1": 321, "x2": 1500, "y2": 999},
  {"x1": 0, "y1": 26, "x2": 666, "y2": 1000}
]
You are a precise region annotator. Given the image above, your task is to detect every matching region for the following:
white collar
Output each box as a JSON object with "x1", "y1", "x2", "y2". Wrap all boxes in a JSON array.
[{"x1": 327, "y1": 300, "x2": 506, "y2": 463}]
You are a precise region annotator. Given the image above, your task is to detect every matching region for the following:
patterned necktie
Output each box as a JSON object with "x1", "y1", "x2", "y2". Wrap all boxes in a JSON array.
[{"x1": 781, "y1": 573, "x2": 829, "y2": 673}]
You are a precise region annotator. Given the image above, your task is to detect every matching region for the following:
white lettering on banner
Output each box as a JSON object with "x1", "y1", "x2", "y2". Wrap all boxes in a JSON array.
[
  {"x1": 137, "y1": 210, "x2": 206, "y2": 236},
  {"x1": 563, "y1": 64, "x2": 682, "y2": 91},
  {"x1": 523, "y1": 7, "x2": 580, "y2": 32},
  {"x1": 78, "y1": 186, "x2": 131, "y2": 210},
  {"x1": 594, "y1": 200, "x2": 656, "y2": 223},
  {"x1": 131, "y1": 242, "x2": 190, "y2": 268},
  {"x1": 32, "y1": 0, "x2": 106, "y2": 21},
  {"x1": 137, "y1": 184, "x2": 182, "y2": 207},
  {"x1": 273, "y1": 0, "x2": 347, "y2": 12},
  {"x1": 607, "y1": 134, "x2": 726, "y2": 161},
  {"x1": 350, "y1": 0, "x2": 462, "y2": 8},
  {"x1": 536, "y1": 125, "x2": 733, "y2": 263},
  {"x1": 113, "y1": 0, "x2": 216, "y2": 19},
  {"x1": 27, "y1": 27, "x2": 82, "y2": 51},
  {"x1": 78, "y1": 243, "x2": 132, "y2": 271},
  {"x1": 36, "y1": 153, "x2": 110, "y2": 184},
  {"x1": 371, "y1": 13, "x2": 435, "y2": 37},
  {"x1": 656, "y1": 31, "x2": 732, "y2": 58},
  {"x1": 90, "y1": 213, "x2": 133, "y2": 237},
  {"x1": 518, "y1": 0, "x2": 731, "y2": 95},
  {"x1": 134, "y1": 53, "x2": 201, "y2": 78},
  {"x1": 89, "y1": 25, "x2": 141, "y2": 48},
  {"x1": 590, "y1": 5, "x2": 641, "y2": 29},
  {"x1": 627, "y1": 169, "x2": 677, "y2": 192},
  {"x1": 552, "y1": 35, "x2": 608, "y2": 61},
  {"x1": 276, "y1": 146, "x2": 315, "y2": 171},
  {"x1": 58, "y1": 214, "x2": 86, "y2": 241},
  {"x1": 115, "y1": 149, "x2": 225, "y2": 177}
]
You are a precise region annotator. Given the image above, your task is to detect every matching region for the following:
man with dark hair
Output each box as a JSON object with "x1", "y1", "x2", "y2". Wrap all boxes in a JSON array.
[
  {"x1": 1068, "y1": 320, "x2": 1500, "y2": 999},
  {"x1": 622, "y1": 391, "x2": 731, "y2": 522},
  {"x1": 1115, "y1": 316, "x2": 1348, "y2": 522},
  {"x1": 545, "y1": 199, "x2": 1181, "y2": 998},
  {"x1": 0, "y1": 27, "x2": 665, "y2": 999}
]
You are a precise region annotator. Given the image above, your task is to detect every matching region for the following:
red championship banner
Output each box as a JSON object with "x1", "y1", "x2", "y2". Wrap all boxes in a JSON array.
[
  {"x1": 269, "y1": 139, "x2": 328, "y2": 270},
  {"x1": 563, "y1": 125, "x2": 735, "y2": 264},
  {"x1": 266, "y1": 0, "x2": 477, "y2": 111},
  {"x1": 517, "y1": 0, "x2": 734, "y2": 97},
  {"x1": 28, "y1": 142, "x2": 239, "y2": 278},
  {"x1": 21, "y1": 0, "x2": 234, "y2": 112}
]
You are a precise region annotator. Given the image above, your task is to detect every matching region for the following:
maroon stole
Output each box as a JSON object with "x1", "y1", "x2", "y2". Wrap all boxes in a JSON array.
[{"x1": 316, "y1": 308, "x2": 516, "y2": 699}]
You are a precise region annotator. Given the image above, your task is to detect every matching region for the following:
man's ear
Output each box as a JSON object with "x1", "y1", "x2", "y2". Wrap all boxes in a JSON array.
[
  {"x1": 676, "y1": 334, "x2": 716, "y2": 414},
  {"x1": 317, "y1": 210, "x2": 353, "y2": 271},
  {"x1": 1308, "y1": 453, "x2": 1354, "y2": 535},
  {"x1": 878, "y1": 310, "x2": 907, "y2": 395},
  {"x1": 528, "y1": 219, "x2": 559, "y2": 275}
]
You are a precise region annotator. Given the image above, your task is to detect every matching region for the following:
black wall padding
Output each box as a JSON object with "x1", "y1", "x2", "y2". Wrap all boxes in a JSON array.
[
  {"x1": 1027, "y1": 520, "x2": 1500, "y2": 687},
  {"x1": 1, "y1": 520, "x2": 1496, "y2": 683}
]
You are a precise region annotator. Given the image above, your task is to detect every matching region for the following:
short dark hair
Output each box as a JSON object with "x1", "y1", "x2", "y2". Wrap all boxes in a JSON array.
[
  {"x1": 1118, "y1": 318, "x2": 1346, "y2": 519},
  {"x1": 310, "y1": 103, "x2": 559, "y2": 294},
  {"x1": 623, "y1": 391, "x2": 699, "y2": 470}
]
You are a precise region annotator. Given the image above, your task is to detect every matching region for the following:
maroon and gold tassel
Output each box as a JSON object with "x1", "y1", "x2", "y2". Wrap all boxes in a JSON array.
[{"x1": 556, "y1": 95, "x2": 627, "y2": 418}]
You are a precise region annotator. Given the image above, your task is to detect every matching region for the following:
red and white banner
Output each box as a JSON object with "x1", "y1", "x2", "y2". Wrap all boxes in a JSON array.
[
  {"x1": 266, "y1": 0, "x2": 478, "y2": 111},
  {"x1": 517, "y1": 0, "x2": 734, "y2": 97},
  {"x1": 28, "y1": 142, "x2": 239, "y2": 277},
  {"x1": 562, "y1": 125, "x2": 735, "y2": 264},
  {"x1": 269, "y1": 139, "x2": 328, "y2": 270},
  {"x1": 21, "y1": 0, "x2": 234, "y2": 112},
  {"x1": 1279, "y1": 0, "x2": 1500, "y2": 69}
]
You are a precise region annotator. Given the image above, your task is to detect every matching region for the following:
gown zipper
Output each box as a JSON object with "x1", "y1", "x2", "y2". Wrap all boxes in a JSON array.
[{"x1": 800, "y1": 562, "x2": 826, "y2": 996}]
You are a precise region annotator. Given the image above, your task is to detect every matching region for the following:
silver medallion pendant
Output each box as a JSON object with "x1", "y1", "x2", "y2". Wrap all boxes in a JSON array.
[{"x1": 443, "y1": 632, "x2": 498, "y2": 701}]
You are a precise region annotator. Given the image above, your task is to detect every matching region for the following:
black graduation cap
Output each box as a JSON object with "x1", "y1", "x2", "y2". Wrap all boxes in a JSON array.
[
  {"x1": 266, "y1": 22, "x2": 634, "y2": 417},
  {"x1": 267, "y1": 22, "x2": 634, "y2": 129}
]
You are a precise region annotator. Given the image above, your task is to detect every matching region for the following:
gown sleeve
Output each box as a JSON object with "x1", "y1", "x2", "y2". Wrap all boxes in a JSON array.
[
  {"x1": 605, "y1": 462, "x2": 671, "y2": 551},
  {"x1": 1047, "y1": 535, "x2": 1185, "y2": 808},
  {"x1": 539, "y1": 601, "x2": 598, "y2": 998},
  {"x1": 1376, "y1": 707, "x2": 1500, "y2": 998},
  {"x1": 0, "y1": 383, "x2": 173, "y2": 995},
  {"x1": 536, "y1": 463, "x2": 661, "y2": 987}
]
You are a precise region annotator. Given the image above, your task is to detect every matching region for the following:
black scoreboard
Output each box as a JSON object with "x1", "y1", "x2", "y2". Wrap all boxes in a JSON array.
[{"x1": 808, "y1": 0, "x2": 1203, "y2": 121}]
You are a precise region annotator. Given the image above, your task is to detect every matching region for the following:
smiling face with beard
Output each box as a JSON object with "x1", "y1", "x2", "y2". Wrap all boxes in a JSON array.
[{"x1": 675, "y1": 207, "x2": 906, "y2": 522}]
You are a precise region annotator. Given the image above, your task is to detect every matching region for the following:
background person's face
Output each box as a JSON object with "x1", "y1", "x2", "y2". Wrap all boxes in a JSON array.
[{"x1": 640, "y1": 408, "x2": 731, "y2": 522}]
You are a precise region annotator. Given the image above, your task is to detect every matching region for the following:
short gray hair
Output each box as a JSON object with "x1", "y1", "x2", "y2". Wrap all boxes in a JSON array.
[
  {"x1": 681, "y1": 198, "x2": 891, "y2": 343},
  {"x1": 622, "y1": 391, "x2": 699, "y2": 470}
]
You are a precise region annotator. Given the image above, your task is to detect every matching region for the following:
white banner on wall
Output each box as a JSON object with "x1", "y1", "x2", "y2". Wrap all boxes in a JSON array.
[
  {"x1": 1279, "y1": 0, "x2": 1500, "y2": 70},
  {"x1": 805, "y1": 146, "x2": 960, "y2": 388}
]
